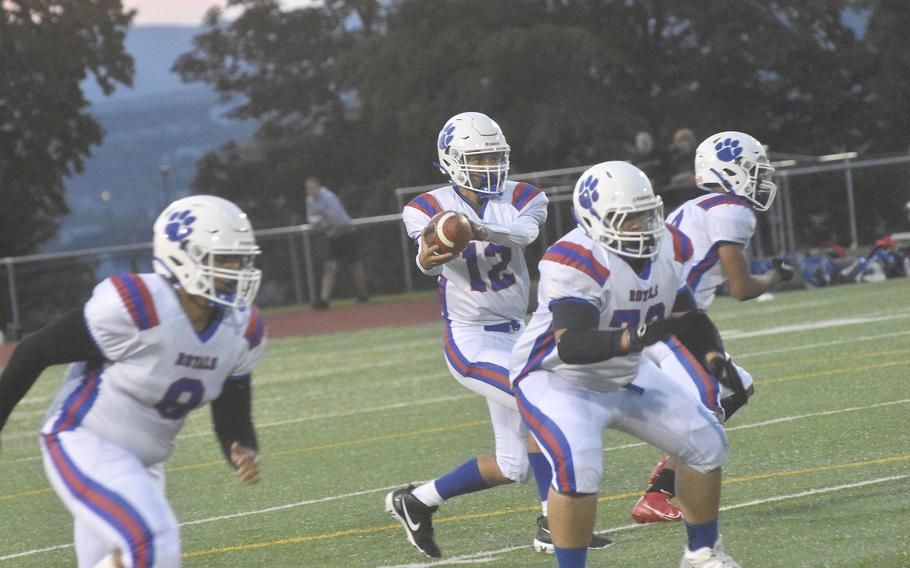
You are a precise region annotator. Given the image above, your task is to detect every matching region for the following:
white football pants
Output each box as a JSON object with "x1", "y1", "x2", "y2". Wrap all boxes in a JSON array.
[
  {"x1": 442, "y1": 322, "x2": 530, "y2": 482},
  {"x1": 41, "y1": 428, "x2": 181, "y2": 568},
  {"x1": 514, "y1": 358, "x2": 728, "y2": 494}
]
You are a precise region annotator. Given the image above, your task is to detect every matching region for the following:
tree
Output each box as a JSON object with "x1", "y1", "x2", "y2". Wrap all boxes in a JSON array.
[{"x1": 0, "y1": 0, "x2": 135, "y2": 258}]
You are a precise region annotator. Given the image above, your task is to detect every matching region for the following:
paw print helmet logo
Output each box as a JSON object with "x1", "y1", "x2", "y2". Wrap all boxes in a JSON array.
[
  {"x1": 436, "y1": 112, "x2": 510, "y2": 198},
  {"x1": 572, "y1": 161, "x2": 664, "y2": 259},
  {"x1": 165, "y1": 210, "x2": 196, "y2": 242},
  {"x1": 694, "y1": 131, "x2": 777, "y2": 211},
  {"x1": 153, "y1": 195, "x2": 262, "y2": 309}
]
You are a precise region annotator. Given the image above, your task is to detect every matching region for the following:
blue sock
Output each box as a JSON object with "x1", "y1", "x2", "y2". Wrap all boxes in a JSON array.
[
  {"x1": 434, "y1": 458, "x2": 489, "y2": 500},
  {"x1": 685, "y1": 518, "x2": 719, "y2": 551},
  {"x1": 528, "y1": 452, "x2": 552, "y2": 504},
  {"x1": 554, "y1": 545, "x2": 587, "y2": 568}
]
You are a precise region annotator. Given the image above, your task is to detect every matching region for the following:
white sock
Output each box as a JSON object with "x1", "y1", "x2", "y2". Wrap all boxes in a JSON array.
[
  {"x1": 411, "y1": 481, "x2": 444, "y2": 507},
  {"x1": 540, "y1": 500, "x2": 548, "y2": 517}
]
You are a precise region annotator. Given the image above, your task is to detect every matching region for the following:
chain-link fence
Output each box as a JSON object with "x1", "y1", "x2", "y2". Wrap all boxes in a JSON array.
[{"x1": 2, "y1": 153, "x2": 908, "y2": 340}]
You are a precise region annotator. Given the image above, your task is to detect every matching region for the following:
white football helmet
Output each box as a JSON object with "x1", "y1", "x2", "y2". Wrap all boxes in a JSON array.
[
  {"x1": 153, "y1": 195, "x2": 262, "y2": 309},
  {"x1": 573, "y1": 161, "x2": 664, "y2": 259},
  {"x1": 694, "y1": 131, "x2": 777, "y2": 211},
  {"x1": 437, "y1": 111, "x2": 510, "y2": 197}
]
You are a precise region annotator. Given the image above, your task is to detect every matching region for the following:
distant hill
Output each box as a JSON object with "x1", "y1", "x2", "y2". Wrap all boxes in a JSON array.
[{"x1": 53, "y1": 26, "x2": 257, "y2": 251}]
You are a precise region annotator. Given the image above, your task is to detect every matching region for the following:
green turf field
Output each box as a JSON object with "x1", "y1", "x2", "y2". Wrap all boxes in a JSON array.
[{"x1": 1, "y1": 279, "x2": 908, "y2": 567}]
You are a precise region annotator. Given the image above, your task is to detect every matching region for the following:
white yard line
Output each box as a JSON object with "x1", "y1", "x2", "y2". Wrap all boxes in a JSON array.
[
  {"x1": 723, "y1": 312, "x2": 910, "y2": 340},
  {"x1": 3, "y1": 398, "x2": 906, "y2": 562},
  {"x1": 733, "y1": 329, "x2": 910, "y2": 359},
  {"x1": 601, "y1": 399, "x2": 910, "y2": 454},
  {"x1": 375, "y1": 475, "x2": 910, "y2": 568}
]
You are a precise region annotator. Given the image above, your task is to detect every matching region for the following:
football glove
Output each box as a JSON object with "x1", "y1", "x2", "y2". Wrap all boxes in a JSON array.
[
  {"x1": 771, "y1": 257, "x2": 794, "y2": 281},
  {"x1": 705, "y1": 354, "x2": 747, "y2": 397},
  {"x1": 627, "y1": 319, "x2": 672, "y2": 353}
]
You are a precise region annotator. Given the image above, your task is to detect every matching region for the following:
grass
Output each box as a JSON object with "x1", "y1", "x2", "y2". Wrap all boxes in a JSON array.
[{"x1": 1, "y1": 278, "x2": 909, "y2": 567}]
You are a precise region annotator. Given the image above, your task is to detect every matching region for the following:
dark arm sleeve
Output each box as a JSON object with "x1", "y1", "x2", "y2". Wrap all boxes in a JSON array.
[
  {"x1": 0, "y1": 308, "x2": 101, "y2": 431},
  {"x1": 672, "y1": 286, "x2": 697, "y2": 314},
  {"x1": 668, "y1": 310, "x2": 725, "y2": 362},
  {"x1": 211, "y1": 375, "x2": 258, "y2": 467},
  {"x1": 551, "y1": 300, "x2": 626, "y2": 364}
]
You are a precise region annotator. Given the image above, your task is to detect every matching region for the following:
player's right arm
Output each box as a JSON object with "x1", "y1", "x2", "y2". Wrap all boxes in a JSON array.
[
  {"x1": 717, "y1": 243, "x2": 788, "y2": 300},
  {"x1": 0, "y1": 309, "x2": 101, "y2": 434},
  {"x1": 402, "y1": 194, "x2": 456, "y2": 275}
]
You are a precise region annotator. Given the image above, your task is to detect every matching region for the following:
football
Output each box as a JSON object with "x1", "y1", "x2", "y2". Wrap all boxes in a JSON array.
[{"x1": 423, "y1": 210, "x2": 473, "y2": 255}]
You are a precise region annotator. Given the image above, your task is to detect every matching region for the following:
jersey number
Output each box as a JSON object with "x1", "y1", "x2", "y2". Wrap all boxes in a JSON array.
[
  {"x1": 608, "y1": 303, "x2": 666, "y2": 328},
  {"x1": 463, "y1": 243, "x2": 516, "y2": 292},
  {"x1": 155, "y1": 378, "x2": 205, "y2": 420}
]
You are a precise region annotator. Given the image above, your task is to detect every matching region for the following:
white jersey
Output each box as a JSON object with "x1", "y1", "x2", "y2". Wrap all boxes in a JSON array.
[
  {"x1": 510, "y1": 226, "x2": 693, "y2": 392},
  {"x1": 41, "y1": 273, "x2": 266, "y2": 466},
  {"x1": 666, "y1": 193, "x2": 756, "y2": 309},
  {"x1": 402, "y1": 181, "x2": 548, "y2": 325}
]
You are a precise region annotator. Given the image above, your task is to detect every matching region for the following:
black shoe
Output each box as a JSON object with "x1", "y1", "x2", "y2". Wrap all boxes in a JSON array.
[
  {"x1": 385, "y1": 486, "x2": 441, "y2": 558},
  {"x1": 532, "y1": 515, "x2": 614, "y2": 554},
  {"x1": 312, "y1": 299, "x2": 329, "y2": 310}
]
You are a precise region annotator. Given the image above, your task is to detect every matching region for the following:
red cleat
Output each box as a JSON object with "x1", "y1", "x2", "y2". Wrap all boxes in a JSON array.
[
  {"x1": 647, "y1": 455, "x2": 672, "y2": 487},
  {"x1": 630, "y1": 491, "x2": 683, "y2": 523}
]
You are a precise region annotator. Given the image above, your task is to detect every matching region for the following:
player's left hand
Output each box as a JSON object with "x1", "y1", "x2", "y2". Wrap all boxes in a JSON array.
[
  {"x1": 771, "y1": 257, "x2": 794, "y2": 281},
  {"x1": 626, "y1": 319, "x2": 673, "y2": 353},
  {"x1": 230, "y1": 442, "x2": 261, "y2": 485},
  {"x1": 704, "y1": 353, "x2": 747, "y2": 396}
]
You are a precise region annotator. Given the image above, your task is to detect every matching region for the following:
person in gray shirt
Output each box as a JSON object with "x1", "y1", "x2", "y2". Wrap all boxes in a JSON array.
[{"x1": 305, "y1": 176, "x2": 369, "y2": 309}]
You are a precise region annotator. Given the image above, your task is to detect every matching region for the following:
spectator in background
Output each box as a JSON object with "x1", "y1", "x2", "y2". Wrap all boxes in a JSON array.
[
  {"x1": 668, "y1": 128, "x2": 698, "y2": 186},
  {"x1": 628, "y1": 131, "x2": 667, "y2": 187},
  {"x1": 305, "y1": 177, "x2": 369, "y2": 310}
]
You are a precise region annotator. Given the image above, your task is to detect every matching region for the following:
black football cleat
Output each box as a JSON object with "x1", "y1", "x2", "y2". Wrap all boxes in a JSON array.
[
  {"x1": 385, "y1": 486, "x2": 441, "y2": 558},
  {"x1": 532, "y1": 515, "x2": 614, "y2": 553}
]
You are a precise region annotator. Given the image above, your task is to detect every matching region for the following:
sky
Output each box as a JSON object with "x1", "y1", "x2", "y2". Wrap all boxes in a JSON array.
[{"x1": 124, "y1": 0, "x2": 321, "y2": 26}]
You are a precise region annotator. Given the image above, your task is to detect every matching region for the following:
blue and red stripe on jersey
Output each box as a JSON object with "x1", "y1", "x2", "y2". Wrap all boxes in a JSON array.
[
  {"x1": 697, "y1": 194, "x2": 752, "y2": 211},
  {"x1": 406, "y1": 193, "x2": 443, "y2": 218},
  {"x1": 666, "y1": 224, "x2": 694, "y2": 263},
  {"x1": 437, "y1": 276, "x2": 449, "y2": 319},
  {"x1": 512, "y1": 327, "x2": 556, "y2": 386},
  {"x1": 443, "y1": 323, "x2": 512, "y2": 394},
  {"x1": 514, "y1": 385, "x2": 577, "y2": 493},
  {"x1": 511, "y1": 182, "x2": 543, "y2": 211},
  {"x1": 43, "y1": 434, "x2": 155, "y2": 567},
  {"x1": 244, "y1": 306, "x2": 265, "y2": 348},
  {"x1": 50, "y1": 368, "x2": 102, "y2": 434},
  {"x1": 667, "y1": 336, "x2": 720, "y2": 413},
  {"x1": 542, "y1": 242, "x2": 610, "y2": 286},
  {"x1": 686, "y1": 240, "x2": 742, "y2": 290},
  {"x1": 110, "y1": 274, "x2": 159, "y2": 331}
]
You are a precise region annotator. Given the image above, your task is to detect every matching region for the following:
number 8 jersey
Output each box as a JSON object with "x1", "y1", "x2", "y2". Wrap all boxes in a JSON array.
[
  {"x1": 41, "y1": 273, "x2": 266, "y2": 467},
  {"x1": 402, "y1": 181, "x2": 548, "y2": 325}
]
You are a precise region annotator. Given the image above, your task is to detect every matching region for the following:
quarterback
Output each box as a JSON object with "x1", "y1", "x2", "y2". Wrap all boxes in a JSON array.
[
  {"x1": 510, "y1": 161, "x2": 740, "y2": 568},
  {"x1": 632, "y1": 131, "x2": 794, "y2": 523},
  {"x1": 386, "y1": 112, "x2": 610, "y2": 558},
  {"x1": 0, "y1": 196, "x2": 266, "y2": 568}
]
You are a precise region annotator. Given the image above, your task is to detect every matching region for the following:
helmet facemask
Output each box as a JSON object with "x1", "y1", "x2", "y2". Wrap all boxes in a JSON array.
[
  {"x1": 741, "y1": 158, "x2": 777, "y2": 211},
  {"x1": 594, "y1": 203, "x2": 665, "y2": 259},
  {"x1": 185, "y1": 247, "x2": 262, "y2": 309}
]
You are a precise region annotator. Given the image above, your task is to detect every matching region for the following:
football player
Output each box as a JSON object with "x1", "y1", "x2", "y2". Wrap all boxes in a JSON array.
[
  {"x1": 387, "y1": 112, "x2": 611, "y2": 558},
  {"x1": 510, "y1": 161, "x2": 740, "y2": 568},
  {"x1": 0, "y1": 196, "x2": 266, "y2": 568},
  {"x1": 630, "y1": 131, "x2": 794, "y2": 523}
]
